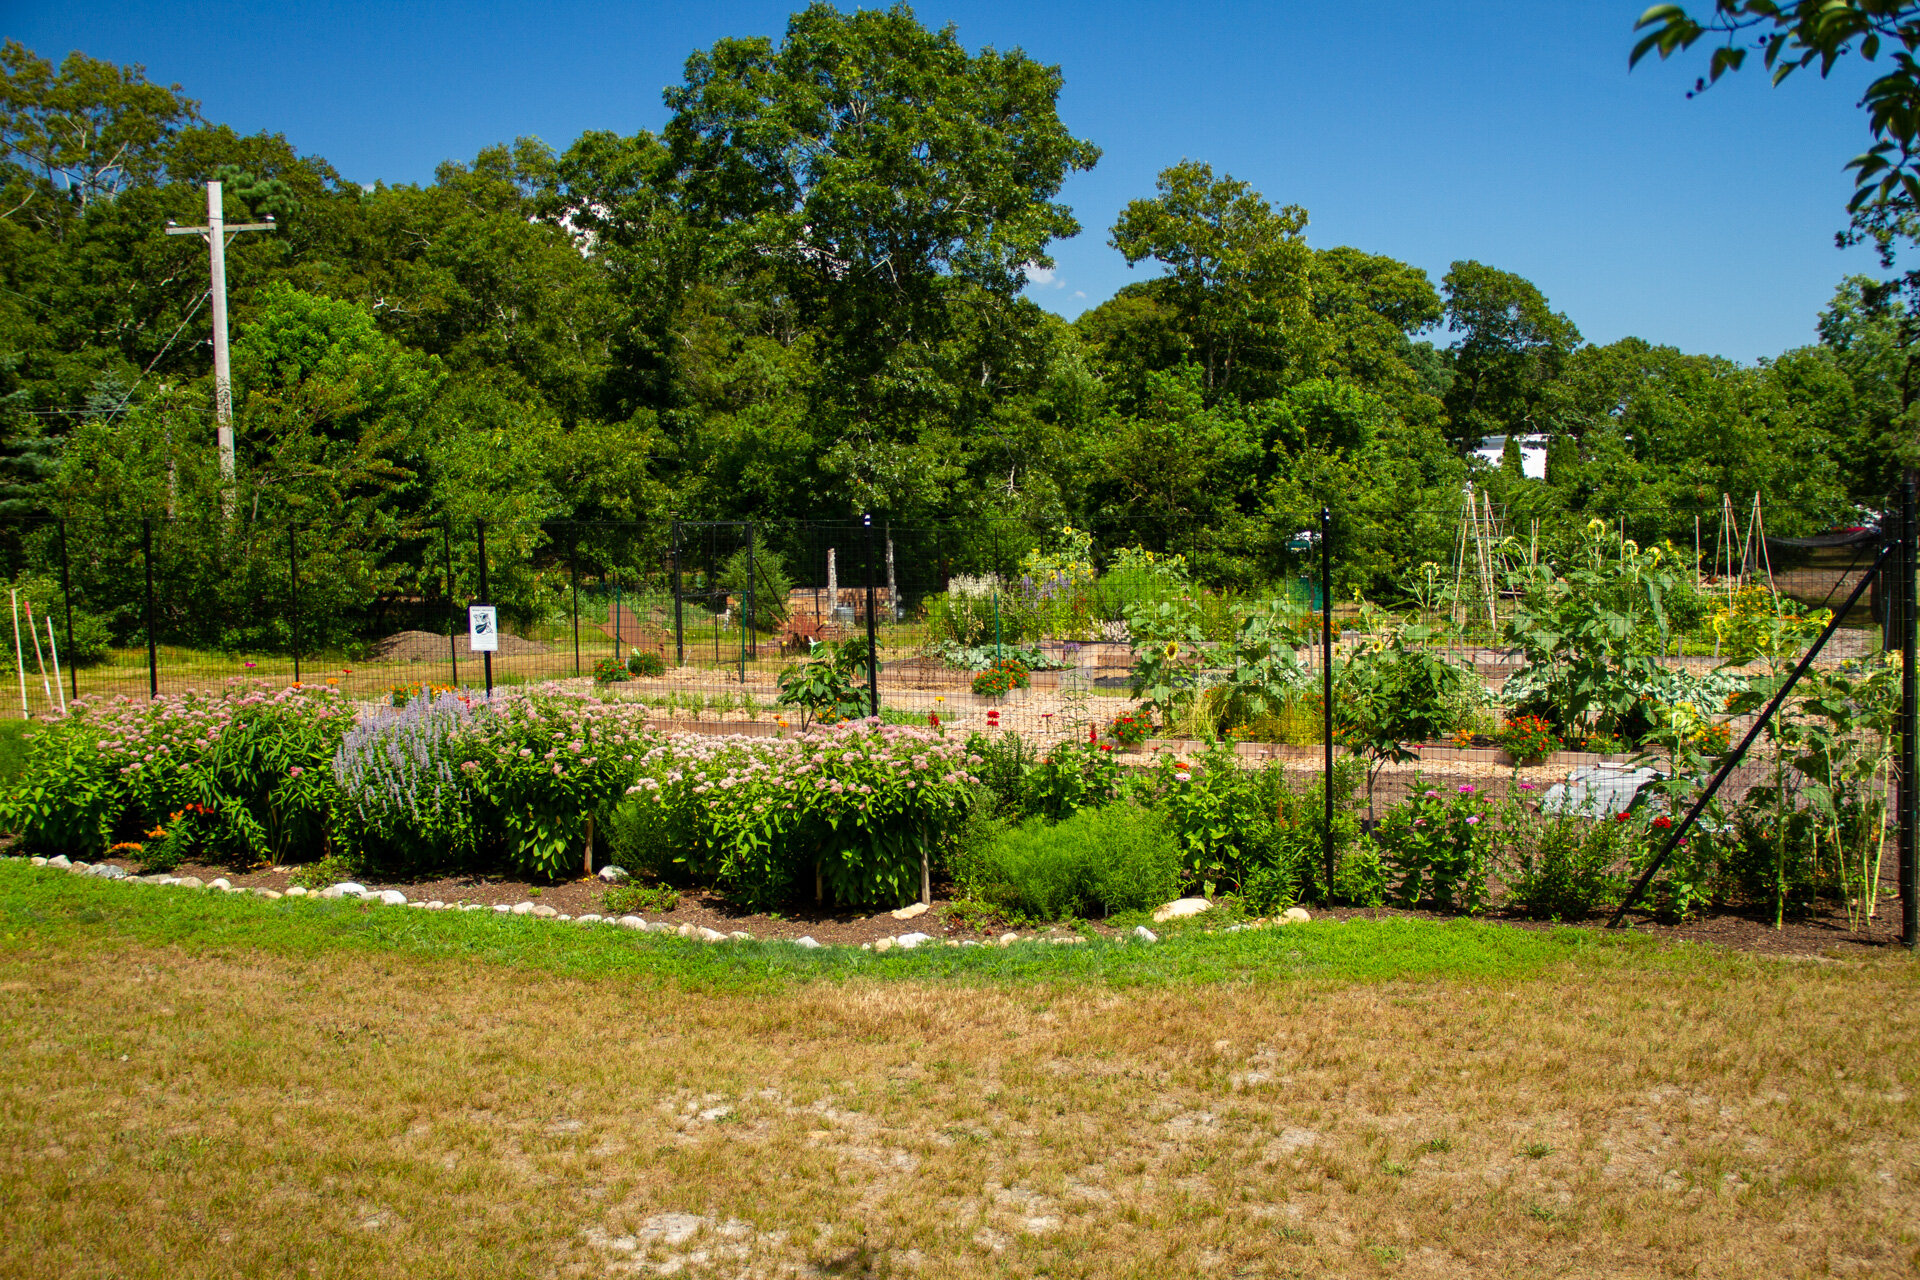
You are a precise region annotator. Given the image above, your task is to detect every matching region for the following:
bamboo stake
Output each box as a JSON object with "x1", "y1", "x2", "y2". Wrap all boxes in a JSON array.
[
  {"x1": 45, "y1": 616, "x2": 65, "y2": 715},
  {"x1": 9, "y1": 589, "x2": 27, "y2": 718},
  {"x1": 25, "y1": 599, "x2": 50, "y2": 707}
]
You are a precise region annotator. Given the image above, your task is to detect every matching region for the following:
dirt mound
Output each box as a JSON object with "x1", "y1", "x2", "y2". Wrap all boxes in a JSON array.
[{"x1": 370, "y1": 629, "x2": 549, "y2": 662}]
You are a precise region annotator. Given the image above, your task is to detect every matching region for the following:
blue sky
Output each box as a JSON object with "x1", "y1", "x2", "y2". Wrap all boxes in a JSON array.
[{"x1": 7, "y1": 0, "x2": 1887, "y2": 361}]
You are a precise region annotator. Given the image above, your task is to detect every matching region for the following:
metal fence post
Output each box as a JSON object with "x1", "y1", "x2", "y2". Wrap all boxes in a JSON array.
[
  {"x1": 1321, "y1": 505, "x2": 1334, "y2": 899},
  {"x1": 864, "y1": 514, "x2": 880, "y2": 717},
  {"x1": 671, "y1": 519, "x2": 684, "y2": 667},
  {"x1": 287, "y1": 524, "x2": 302, "y2": 684},
  {"x1": 141, "y1": 519, "x2": 158, "y2": 699},
  {"x1": 743, "y1": 521, "x2": 754, "y2": 684},
  {"x1": 444, "y1": 520, "x2": 459, "y2": 688},
  {"x1": 476, "y1": 520, "x2": 492, "y2": 696},
  {"x1": 1901, "y1": 474, "x2": 1917, "y2": 950},
  {"x1": 56, "y1": 518, "x2": 76, "y2": 701},
  {"x1": 569, "y1": 534, "x2": 582, "y2": 677}
]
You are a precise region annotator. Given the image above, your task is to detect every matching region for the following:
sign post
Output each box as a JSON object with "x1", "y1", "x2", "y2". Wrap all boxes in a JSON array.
[{"x1": 468, "y1": 602, "x2": 498, "y2": 696}]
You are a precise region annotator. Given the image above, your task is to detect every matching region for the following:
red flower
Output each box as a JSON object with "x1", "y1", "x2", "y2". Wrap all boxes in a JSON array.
[
  {"x1": 1652, "y1": 816, "x2": 1672, "y2": 829},
  {"x1": 1615, "y1": 811, "x2": 1632, "y2": 823},
  {"x1": 1099, "y1": 744, "x2": 1113, "y2": 752},
  {"x1": 928, "y1": 712, "x2": 940, "y2": 729}
]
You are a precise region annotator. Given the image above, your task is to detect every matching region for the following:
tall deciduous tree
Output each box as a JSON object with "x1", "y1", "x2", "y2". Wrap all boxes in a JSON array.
[
  {"x1": 1109, "y1": 160, "x2": 1312, "y2": 402},
  {"x1": 1441, "y1": 260, "x2": 1581, "y2": 448},
  {"x1": 662, "y1": 2, "x2": 1098, "y2": 512}
]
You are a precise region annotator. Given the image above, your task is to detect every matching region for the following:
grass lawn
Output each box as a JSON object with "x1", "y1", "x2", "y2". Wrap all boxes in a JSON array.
[{"x1": 1, "y1": 861, "x2": 1915, "y2": 1278}]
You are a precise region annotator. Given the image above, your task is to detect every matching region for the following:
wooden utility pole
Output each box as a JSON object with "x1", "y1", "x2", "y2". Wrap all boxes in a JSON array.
[{"x1": 165, "y1": 180, "x2": 276, "y2": 495}]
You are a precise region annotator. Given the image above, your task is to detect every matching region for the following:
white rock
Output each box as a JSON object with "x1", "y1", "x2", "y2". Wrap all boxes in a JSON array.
[
  {"x1": 575, "y1": 914, "x2": 603, "y2": 925},
  {"x1": 531, "y1": 904, "x2": 558, "y2": 919},
  {"x1": 597, "y1": 865, "x2": 630, "y2": 883},
  {"x1": 89, "y1": 864, "x2": 128, "y2": 879},
  {"x1": 645, "y1": 921, "x2": 673, "y2": 933},
  {"x1": 1133, "y1": 925, "x2": 1159, "y2": 942},
  {"x1": 792, "y1": 935, "x2": 822, "y2": 949},
  {"x1": 378, "y1": 889, "x2": 407, "y2": 906},
  {"x1": 895, "y1": 932, "x2": 932, "y2": 950},
  {"x1": 556, "y1": 913, "x2": 572, "y2": 922},
  {"x1": 1048, "y1": 936, "x2": 1085, "y2": 945},
  {"x1": 872, "y1": 937, "x2": 895, "y2": 953},
  {"x1": 511, "y1": 902, "x2": 536, "y2": 915},
  {"x1": 1282, "y1": 906, "x2": 1312, "y2": 923},
  {"x1": 997, "y1": 932, "x2": 1018, "y2": 947},
  {"x1": 207, "y1": 877, "x2": 231, "y2": 891},
  {"x1": 48, "y1": 855, "x2": 71, "y2": 868},
  {"x1": 70, "y1": 860, "x2": 91, "y2": 871},
  {"x1": 617, "y1": 915, "x2": 646, "y2": 930},
  {"x1": 324, "y1": 881, "x2": 367, "y2": 899},
  {"x1": 423, "y1": 900, "x2": 443, "y2": 909},
  {"x1": 1152, "y1": 897, "x2": 1212, "y2": 924},
  {"x1": 256, "y1": 889, "x2": 282, "y2": 900},
  {"x1": 176, "y1": 876, "x2": 204, "y2": 889},
  {"x1": 696, "y1": 926, "x2": 726, "y2": 943},
  {"x1": 460, "y1": 903, "x2": 483, "y2": 911},
  {"x1": 29, "y1": 856, "x2": 47, "y2": 866},
  {"x1": 492, "y1": 903, "x2": 512, "y2": 914},
  {"x1": 728, "y1": 931, "x2": 751, "y2": 941},
  {"x1": 284, "y1": 885, "x2": 307, "y2": 897},
  {"x1": 890, "y1": 901, "x2": 928, "y2": 921}
]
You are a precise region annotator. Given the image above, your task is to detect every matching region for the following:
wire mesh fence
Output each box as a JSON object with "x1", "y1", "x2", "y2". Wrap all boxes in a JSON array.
[{"x1": 0, "y1": 506, "x2": 1898, "y2": 824}]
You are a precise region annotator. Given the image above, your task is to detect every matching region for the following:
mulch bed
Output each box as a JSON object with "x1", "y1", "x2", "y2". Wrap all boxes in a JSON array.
[{"x1": 55, "y1": 849, "x2": 1917, "y2": 958}]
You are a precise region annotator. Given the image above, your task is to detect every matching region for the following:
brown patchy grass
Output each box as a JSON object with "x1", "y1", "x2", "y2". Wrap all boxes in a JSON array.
[{"x1": 2, "y1": 937, "x2": 1916, "y2": 1278}]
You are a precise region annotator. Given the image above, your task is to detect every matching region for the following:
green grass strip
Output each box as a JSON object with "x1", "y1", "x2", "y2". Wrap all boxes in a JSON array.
[{"x1": 0, "y1": 859, "x2": 1711, "y2": 992}]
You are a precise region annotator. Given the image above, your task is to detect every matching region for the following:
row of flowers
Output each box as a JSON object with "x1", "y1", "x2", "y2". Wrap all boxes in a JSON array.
[{"x1": 1, "y1": 680, "x2": 980, "y2": 904}]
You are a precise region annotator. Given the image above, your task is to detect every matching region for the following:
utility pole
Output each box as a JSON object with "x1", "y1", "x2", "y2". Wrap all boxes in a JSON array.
[{"x1": 166, "y1": 180, "x2": 275, "y2": 497}]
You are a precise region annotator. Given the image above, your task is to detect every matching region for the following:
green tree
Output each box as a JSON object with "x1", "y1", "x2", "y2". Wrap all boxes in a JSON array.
[
  {"x1": 1441, "y1": 260, "x2": 1581, "y2": 449},
  {"x1": 662, "y1": 3, "x2": 1098, "y2": 513},
  {"x1": 1109, "y1": 161, "x2": 1312, "y2": 402},
  {"x1": 0, "y1": 42, "x2": 199, "y2": 237}
]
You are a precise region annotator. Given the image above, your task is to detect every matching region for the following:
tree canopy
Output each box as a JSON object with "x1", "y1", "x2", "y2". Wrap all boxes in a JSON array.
[{"x1": 0, "y1": 10, "x2": 1896, "y2": 617}]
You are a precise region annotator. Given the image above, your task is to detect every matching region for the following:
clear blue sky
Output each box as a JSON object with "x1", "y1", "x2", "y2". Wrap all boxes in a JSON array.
[{"x1": 7, "y1": 0, "x2": 1887, "y2": 361}]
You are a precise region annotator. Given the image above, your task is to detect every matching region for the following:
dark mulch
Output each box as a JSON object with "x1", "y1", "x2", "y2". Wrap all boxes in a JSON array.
[{"x1": 58, "y1": 851, "x2": 1917, "y2": 959}]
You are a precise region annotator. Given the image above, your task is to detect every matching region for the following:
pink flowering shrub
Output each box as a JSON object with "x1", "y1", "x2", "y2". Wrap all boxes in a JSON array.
[
  {"x1": 1371, "y1": 779, "x2": 1495, "y2": 912},
  {"x1": 2, "y1": 680, "x2": 354, "y2": 859},
  {"x1": 621, "y1": 718, "x2": 981, "y2": 909}
]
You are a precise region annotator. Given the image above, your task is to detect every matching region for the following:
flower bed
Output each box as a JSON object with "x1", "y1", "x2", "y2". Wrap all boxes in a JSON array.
[{"x1": 0, "y1": 682, "x2": 979, "y2": 910}]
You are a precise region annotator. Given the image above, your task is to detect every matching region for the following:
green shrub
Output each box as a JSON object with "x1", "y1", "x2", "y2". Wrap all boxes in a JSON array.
[
  {"x1": 1143, "y1": 746, "x2": 1361, "y2": 900},
  {"x1": 966, "y1": 734, "x2": 1120, "y2": 823},
  {"x1": 956, "y1": 803, "x2": 1179, "y2": 921},
  {"x1": 604, "y1": 793, "x2": 680, "y2": 881},
  {"x1": 289, "y1": 852, "x2": 364, "y2": 890},
  {"x1": 1239, "y1": 859, "x2": 1300, "y2": 914},
  {"x1": 718, "y1": 536, "x2": 792, "y2": 634},
  {"x1": 627, "y1": 649, "x2": 666, "y2": 677},
  {"x1": 1501, "y1": 808, "x2": 1633, "y2": 921},
  {"x1": 1374, "y1": 782, "x2": 1495, "y2": 912},
  {"x1": 592, "y1": 656, "x2": 630, "y2": 683},
  {"x1": 0, "y1": 720, "x2": 32, "y2": 786},
  {"x1": 601, "y1": 880, "x2": 680, "y2": 914},
  {"x1": 775, "y1": 639, "x2": 871, "y2": 728},
  {"x1": 1332, "y1": 839, "x2": 1388, "y2": 907}
]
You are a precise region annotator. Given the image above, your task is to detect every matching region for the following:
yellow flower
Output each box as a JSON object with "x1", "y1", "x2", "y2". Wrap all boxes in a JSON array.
[{"x1": 1163, "y1": 640, "x2": 1179, "y2": 660}]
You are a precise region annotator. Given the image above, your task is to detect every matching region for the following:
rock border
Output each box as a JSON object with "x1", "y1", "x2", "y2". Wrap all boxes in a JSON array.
[{"x1": 13, "y1": 856, "x2": 1326, "y2": 953}]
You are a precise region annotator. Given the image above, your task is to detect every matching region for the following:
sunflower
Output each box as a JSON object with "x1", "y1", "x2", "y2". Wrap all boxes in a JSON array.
[{"x1": 1163, "y1": 639, "x2": 1180, "y2": 660}]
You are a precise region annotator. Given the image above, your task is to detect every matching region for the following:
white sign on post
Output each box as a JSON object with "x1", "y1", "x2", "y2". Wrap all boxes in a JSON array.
[{"x1": 468, "y1": 604, "x2": 499, "y2": 653}]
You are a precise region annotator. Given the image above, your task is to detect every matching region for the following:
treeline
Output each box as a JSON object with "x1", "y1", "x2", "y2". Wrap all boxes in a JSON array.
[{"x1": 0, "y1": 7, "x2": 1905, "y2": 603}]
